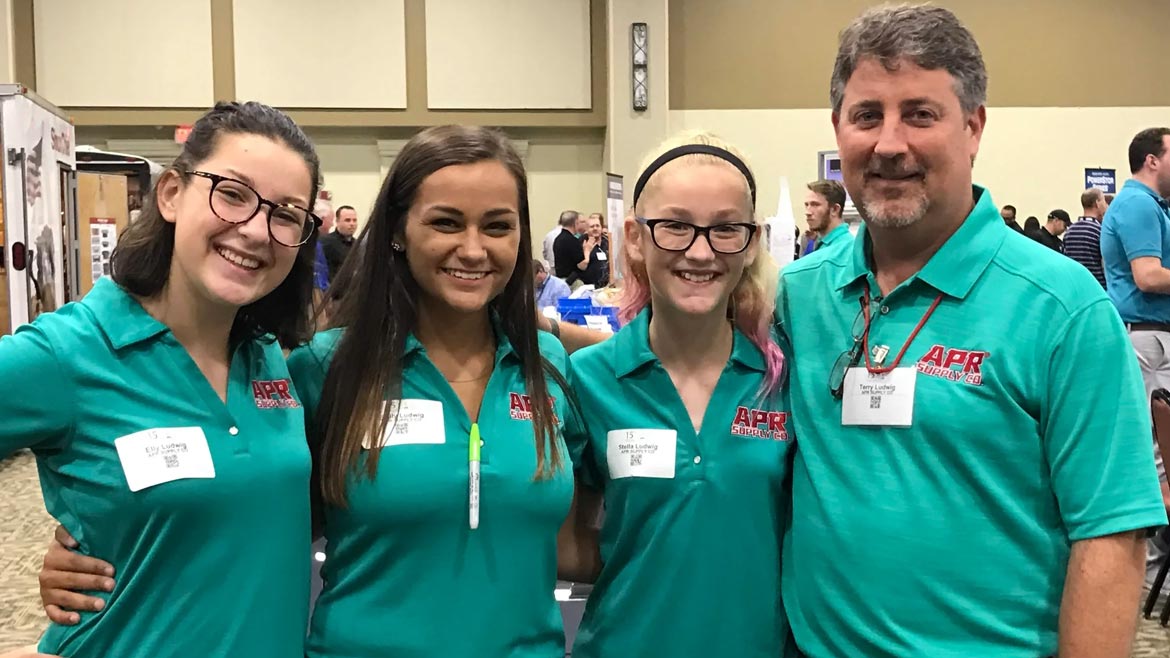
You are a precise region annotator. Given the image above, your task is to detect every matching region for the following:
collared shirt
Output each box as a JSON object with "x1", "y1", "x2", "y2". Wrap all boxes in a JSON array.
[
  {"x1": 553, "y1": 229, "x2": 585, "y2": 283},
  {"x1": 1063, "y1": 216, "x2": 1106, "y2": 288},
  {"x1": 289, "y1": 327, "x2": 574, "y2": 658},
  {"x1": 776, "y1": 186, "x2": 1166, "y2": 657},
  {"x1": 580, "y1": 237, "x2": 610, "y2": 287},
  {"x1": 565, "y1": 309, "x2": 793, "y2": 658},
  {"x1": 1101, "y1": 178, "x2": 1170, "y2": 322},
  {"x1": 1028, "y1": 225, "x2": 1065, "y2": 252},
  {"x1": 815, "y1": 222, "x2": 853, "y2": 251},
  {"x1": 535, "y1": 274, "x2": 571, "y2": 311},
  {"x1": 542, "y1": 226, "x2": 561, "y2": 264},
  {"x1": 320, "y1": 231, "x2": 355, "y2": 281},
  {"x1": 0, "y1": 277, "x2": 311, "y2": 658}
]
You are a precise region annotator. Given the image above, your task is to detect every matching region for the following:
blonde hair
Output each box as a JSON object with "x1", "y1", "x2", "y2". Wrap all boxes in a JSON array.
[{"x1": 619, "y1": 130, "x2": 784, "y2": 397}]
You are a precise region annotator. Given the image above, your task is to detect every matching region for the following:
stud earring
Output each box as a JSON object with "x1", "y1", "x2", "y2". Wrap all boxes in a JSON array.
[{"x1": 391, "y1": 242, "x2": 405, "y2": 252}]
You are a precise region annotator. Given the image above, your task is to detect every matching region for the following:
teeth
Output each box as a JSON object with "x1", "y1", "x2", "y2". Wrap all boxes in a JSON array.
[
  {"x1": 679, "y1": 272, "x2": 715, "y2": 283},
  {"x1": 444, "y1": 268, "x2": 487, "y2": 280},
  {"x1": 217, "y1": 247, "x2": 260, "y2": 270}
]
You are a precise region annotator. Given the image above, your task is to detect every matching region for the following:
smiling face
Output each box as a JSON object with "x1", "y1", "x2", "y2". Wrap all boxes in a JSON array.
[
  {"x1": 403, "y1": 160, "x2": 521, "y2": 318},
  {"x1": 833, "y1": 57, "x2": 985, "y2": 230},
  {"x1": 629, "y1": 161, "x2": 756, "y2": 319},
  {"x1": 157, "y1": 132, "x2": 312, "y2": 310}
]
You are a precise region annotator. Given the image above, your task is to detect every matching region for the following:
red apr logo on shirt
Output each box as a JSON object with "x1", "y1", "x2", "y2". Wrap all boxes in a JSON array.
[
  {"x1": 252, "y1": 379, "x2": 300, "y2": 409},
  {"x1": 731, "y1": 407, "x2": 789, "y2": 441},
  {"x1": 917, "y1": 345, "x2": 989, "y2": 386},
  {"x1": 509, "y1": 392, "x2": 558, "y2": 421}
]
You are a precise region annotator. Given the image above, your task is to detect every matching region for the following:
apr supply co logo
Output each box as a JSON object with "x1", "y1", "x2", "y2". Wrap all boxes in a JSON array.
[
  {"x1": 916, "y1": 345, "x2": 989, "y2": 386},
  {"x1": 730, "y1": 407, "x2": 789, "y2": 441},
  {"x1": 252, "y1": 379, "x2": 300, "y2": 409},
  {"x1": 509, "y1": 393, "x2": 558, "y2": 421}
]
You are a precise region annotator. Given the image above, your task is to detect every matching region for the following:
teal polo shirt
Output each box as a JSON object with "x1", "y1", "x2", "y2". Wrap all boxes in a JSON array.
[
  {"x1": 1100, "y1": 178, "x2": 1170, "y2": 322},
  {"x1": 566, "y1": 309, "x2": 793, "y2": 658},
  {"x1": 0, "y1": 277, "x2": 311, "y2": 657},
  {"x1": 288, "y1": 327, "x2": 574, "y2": 658},
  {"x1": 815, "y1": 222, "x2": 853, "y2": 251},
  {"x1": 776, "y1": 186, "x2": 1167, "y2": 657}
]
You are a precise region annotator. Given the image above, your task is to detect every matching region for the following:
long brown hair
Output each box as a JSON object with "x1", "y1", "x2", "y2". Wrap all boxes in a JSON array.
[{"x1": 317, "y1": 125, "x2": 565, "y2": 506}]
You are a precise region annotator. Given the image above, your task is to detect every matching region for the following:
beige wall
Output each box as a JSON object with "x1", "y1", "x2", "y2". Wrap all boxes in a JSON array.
[
  {"x1": 425, "y1": 0, "x2": 592, "y2": 110},
  {"x1": 670, "y1": 0, "x2": 1170, "y2": 110},
  {"x1": 33, "y1": 0, "x2": 215, "y2": 107},
  {"x1": 604, "y1": 0, "x2": 669, "y2": 205},
  {"x1": 0, "y1": 0, "x2": 12, "y2": 82},
  {"x1": 233, "y1": 0, "x2": 407, "y2": 109},
  {"x1": 671, "y1": 107, "x2": 1170, "y2": 229}
]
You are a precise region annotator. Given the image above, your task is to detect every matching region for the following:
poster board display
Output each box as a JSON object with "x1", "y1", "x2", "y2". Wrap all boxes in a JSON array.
[
  {"x1": 77, "y1": 172, "x2": 129, "y2": 296},
  {"x1": 605, "y1": 173, "x2": 624, "y2": 283}
]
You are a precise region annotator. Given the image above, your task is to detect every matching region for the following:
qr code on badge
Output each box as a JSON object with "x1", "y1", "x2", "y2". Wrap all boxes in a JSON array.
[
  {"x1": 163, "y1": 454, "x2": 180, "y2": 469},
  {"x1": 869, "y1": 395, "x2": 882, "y2": 410},
  {"x1": 630, "y1": 453, "x2": 643, "y2": 467}
]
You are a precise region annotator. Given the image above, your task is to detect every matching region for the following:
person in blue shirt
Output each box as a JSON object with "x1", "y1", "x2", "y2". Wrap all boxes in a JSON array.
[
  {"x1": 1100, "y1": 125, "x2": 1170, "y2": 586},
  {"x1": 533, "y1": 258, "x2": 571, "y2": 311}
]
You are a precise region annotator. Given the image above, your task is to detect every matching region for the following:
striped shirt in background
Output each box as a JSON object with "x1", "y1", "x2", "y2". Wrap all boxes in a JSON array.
[{"x1": 1063, "y1": 216, "x2": 1106, "y2": 288}]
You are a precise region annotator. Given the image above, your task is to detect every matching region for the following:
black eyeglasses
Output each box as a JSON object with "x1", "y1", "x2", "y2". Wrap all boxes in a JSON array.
[
  {"x1": 185, "y1": 170, "x2": 321, "y2": 247},
  {"x1": 635, "y1": 217, "x2": 757, "y2": 254},
  {"x1": 828, "y1": 296, "x2": 870, "y2": 399}
]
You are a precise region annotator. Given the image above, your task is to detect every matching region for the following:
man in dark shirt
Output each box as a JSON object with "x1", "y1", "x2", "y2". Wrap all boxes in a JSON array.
[
  {"x1": 552, "y1": 210, "x2": 586, "y2": 284},
  {"x1": 579, "y1": 214, "x2": 610, "y2": 287},
  {"x1": 320, "y1": 205, "x2": 358, "y2": 280},
  {"x1": 1000, "y1": 204, "x2": 1024, "y2": 233},
  {"x1": 1027, "y1": 209, "x2": 1069, "y2": 252},
  {"x1": 1063, "y1": 189, "x2": 1108, "y2": 287}
]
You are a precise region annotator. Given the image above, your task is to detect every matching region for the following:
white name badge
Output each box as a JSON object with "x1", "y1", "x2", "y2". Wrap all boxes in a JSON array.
[
  {"x1": 841, "y1": 367, "x2": 917, "y2": 427},
  {"x1": 115, "y1": 427, "x2": 215, "y2": 493},
  {"x1": 363, "y1": 399, "x2": 446, "y2": 449},
  {"x1": 596, "y1": 251, "x2": 608, "y2": 261},
  {"x1": 606, "y1": 429, "x2": 677, "y2": 479}
]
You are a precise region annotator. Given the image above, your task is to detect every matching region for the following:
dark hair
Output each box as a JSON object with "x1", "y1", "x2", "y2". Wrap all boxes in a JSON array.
[
  {"x1": 832, "y1": 5, "x2": 987, "y2": 115},
  {"x1": 317, "y1": 125, "x2": 569, "y2": 506},
  {"x1": 1024, "y1": 216, "x2": 1040, "y2": 232},
  {"x1": 110, "y1": 101, "x2": 321, "y2": 348},
  {"x1": 1129, "y1": 127, "x2": 1170, "y2": 174},
  {"x1": 335, "y1": 204, "x2": 356, "y2": 217},
  {"x1": 807, "y1": 180, "x2": 847, "y2": 213},
  {"x1": 1001, "y1": 204, "x2": 1017, "y2": 217}
]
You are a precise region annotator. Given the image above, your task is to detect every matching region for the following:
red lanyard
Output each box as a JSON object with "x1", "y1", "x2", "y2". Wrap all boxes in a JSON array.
[{"x1": 861, "y1": 293, "x2": 944, "y2": 374}]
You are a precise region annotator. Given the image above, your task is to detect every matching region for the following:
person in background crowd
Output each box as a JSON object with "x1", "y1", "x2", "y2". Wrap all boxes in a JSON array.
[
  {"x1": 777, "y1": 6, "x2": 1165, "y2": 657},
  {"x1": 1100, "y1": 126, "x2": 1170, "y2": 588},
  {"x1": 1000, "y1": 203, "x2": 1024, "y2": 233},
  {"x1": 533, "y1": 258, "x2": 570, "y2": 311},
  {"x1": 553, "y1": 209, "x2": 584, "y2": 285},
  {"x1": 541, "y1": 214, "x2": 563, "y2": 265},
  {"x1": 1024, "y1": 215, "x2": 1040, "y2": 233},
  {"x1": 1105, "y1": 193, "x2": 1115, "y2": 206},
  {"x1": 561, "y1": 131, "x2": 792, "y2": 658},
  {"x1": 321, "y1": 204, "x2": 358, "y2": 280},
  {"x1": 2, "y1": 101, "x2": 323, "y2": 658},
  {"x1": 1063, "y1": 188, "x2": 1108, "y2": 288},
  {"x1": 804, "y1": 179, "x2": 851, "y2": 252},
  {"x1": 588, "y1": 212, "x2": 605, "y2": 230},
  {"x1": 313, "y1": 197, "x2": 335, "y2": 292},
  {"x1": 578, "y1": 214, "x2": 609, "y2": 287},
  {"x1": 1028, "y1": 208, "x2": 1069, "y2": 252}
]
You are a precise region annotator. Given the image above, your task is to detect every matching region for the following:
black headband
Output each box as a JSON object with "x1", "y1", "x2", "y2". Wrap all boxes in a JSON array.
[{"x1": 632, "y1": 144, "x2": 757, "y2": 210}]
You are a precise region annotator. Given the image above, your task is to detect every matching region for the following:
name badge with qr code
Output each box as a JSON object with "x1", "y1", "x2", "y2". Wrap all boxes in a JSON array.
[
  {"x1": 606, "y1": 429, "x2": 676, "y2": 479},
  {"x1": 115, "y1": 427, "x2": 215, "y2": 492},
  {"x1": 841, "y1": 367, "x2": 917, "y2": 427},
  {"x1": 363, "y1": 399, "x2": 446, "y2": 449}
]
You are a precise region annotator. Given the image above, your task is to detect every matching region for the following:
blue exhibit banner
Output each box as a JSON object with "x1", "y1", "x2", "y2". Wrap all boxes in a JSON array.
[{"x1": 1085, "y1": 168, "x2": 1117, "y2": 193}]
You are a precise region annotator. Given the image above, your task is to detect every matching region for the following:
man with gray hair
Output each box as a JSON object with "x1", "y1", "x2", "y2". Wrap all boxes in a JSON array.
[
  {"x1": 552, "y1": 209, "x2": 585, "y2": 284},
  {"x1": 776, "y1": 5, "x2": 1166, "y2": 657}
]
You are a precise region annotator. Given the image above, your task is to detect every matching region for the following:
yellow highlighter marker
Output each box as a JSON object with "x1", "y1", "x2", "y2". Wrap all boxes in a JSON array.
[{"x1": 469, "y1": 423, "x2": 481, "y2": 530}]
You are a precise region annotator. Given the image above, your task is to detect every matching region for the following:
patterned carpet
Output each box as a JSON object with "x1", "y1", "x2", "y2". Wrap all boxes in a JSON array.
[{"x1": 1, "y1": 450, "x2": 1169, "y2": 653}]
